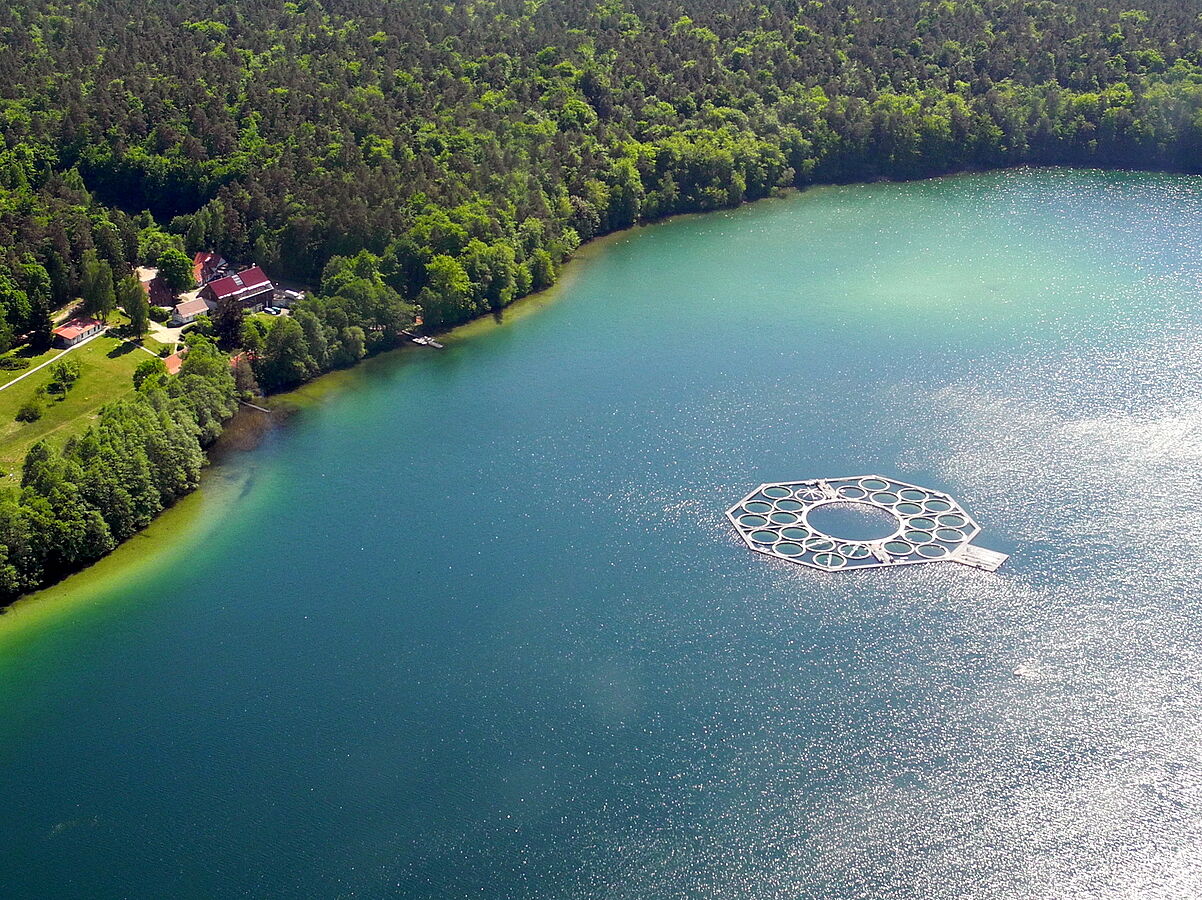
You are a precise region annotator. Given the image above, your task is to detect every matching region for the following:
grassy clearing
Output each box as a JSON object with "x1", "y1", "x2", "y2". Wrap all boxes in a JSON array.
[{"x1": 0, "y1": 333, "x2": 143, "y2": 477}]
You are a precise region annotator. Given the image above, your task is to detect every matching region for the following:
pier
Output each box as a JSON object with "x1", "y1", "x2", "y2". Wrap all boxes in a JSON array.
[
  {"x1": 948, "y1": 543, "x2": 1008, "y2": 572},
  {"x1": 402, "y1": 331, "x2": 444, "y2": 349}
]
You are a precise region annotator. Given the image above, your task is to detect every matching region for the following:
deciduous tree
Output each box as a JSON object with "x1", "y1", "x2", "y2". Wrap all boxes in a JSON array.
[
  {"x1": 156, "y1": 248, "x2": 195, "y2": 294},
  {"x1": 118, "y1": 276, "x2": 150, "y2": 337}
]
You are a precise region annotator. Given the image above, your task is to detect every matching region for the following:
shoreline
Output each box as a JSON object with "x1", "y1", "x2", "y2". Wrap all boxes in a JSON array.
[
  {"x1": 2, "y1": 164, "x2": 1191, "y2": 637},
  {"x1": 0, "y1": 222, "x2": 619, "y2": 640}
]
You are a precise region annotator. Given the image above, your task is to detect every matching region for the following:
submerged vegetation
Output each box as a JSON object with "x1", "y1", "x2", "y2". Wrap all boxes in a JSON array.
[{"x1": 1, "y1": 0, "x2": 1202, "y2": 596}]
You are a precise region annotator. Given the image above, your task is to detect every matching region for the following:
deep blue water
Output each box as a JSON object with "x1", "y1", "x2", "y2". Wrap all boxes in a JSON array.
[{"x1": 2, "y1": 169, "x2": 1202, "y2": 898}]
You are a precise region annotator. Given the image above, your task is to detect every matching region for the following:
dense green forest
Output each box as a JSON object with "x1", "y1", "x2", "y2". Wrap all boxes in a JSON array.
[
  {"x1": 2, "y1": 0, "x2": 1202, "y2": 596},
  {"x1": 4, "y1": 0, "x2": 1202, "y2": 334}
]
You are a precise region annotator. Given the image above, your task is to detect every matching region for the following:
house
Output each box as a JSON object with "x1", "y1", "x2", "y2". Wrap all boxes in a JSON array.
[
  {"x1": 200, "y1": 266, "x2": 275, "y2": 312},
  {"x1": 141, "y1": 275, "x2": 176, "y2": 308},
  {"x1": 192, "y1": 251, "x2": 227, "y2": 285},
  {"x1": 172, "y1": 297, "x2": 214, "y2": 325},
  {"x1": 52, "y1": 317, "x2": 104, "y2": 348},
  {"x1": 163, "y1": 353, "x2": 183, "y2": 375}
]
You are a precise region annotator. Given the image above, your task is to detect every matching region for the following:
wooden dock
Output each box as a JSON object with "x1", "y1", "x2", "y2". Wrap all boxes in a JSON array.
[{"x1": 402, "y1": 331, "x2": 444, "y2": 349}]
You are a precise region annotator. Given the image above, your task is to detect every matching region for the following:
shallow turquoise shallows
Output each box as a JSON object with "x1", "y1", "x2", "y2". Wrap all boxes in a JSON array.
[{"x1": 4, "y1": 169, "x2": 1202, "y2": 899}]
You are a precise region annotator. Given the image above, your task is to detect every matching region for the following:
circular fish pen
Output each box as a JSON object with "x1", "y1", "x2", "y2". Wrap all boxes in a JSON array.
[{"x1": 727, "y1": 476, "x2": 1008, "y2": 572}]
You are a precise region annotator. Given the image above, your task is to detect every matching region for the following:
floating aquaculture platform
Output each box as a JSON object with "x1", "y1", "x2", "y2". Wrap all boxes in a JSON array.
[{"x1": 727, "y1": 475, "x2": 1008, "y2": 573}]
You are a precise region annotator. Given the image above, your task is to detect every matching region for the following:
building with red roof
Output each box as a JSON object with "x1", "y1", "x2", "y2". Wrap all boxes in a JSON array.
[
  {"x1": 192, "y1": 251, "x2": 227, "y2": 285},
  {"x1": 199, "y1": 266, "x2": 275, "y2": 311},
  {"x1": 51, "y1": 317, "x2": 104, "y2": 348},
  {"x1": 163, "y1": 353, "x2": 183, "y2": 375},
  {"x1": 140, "y1": 275, "x2": 176, "y2": 307}
]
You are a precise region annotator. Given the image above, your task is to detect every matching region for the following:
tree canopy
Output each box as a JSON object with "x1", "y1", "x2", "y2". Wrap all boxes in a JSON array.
[
  {"x1": 156, "y1": 248, "x2": 195, "y2": 294},
  {"x1": 0, "y1": 0, "x2": 1200, "y2": 338}
]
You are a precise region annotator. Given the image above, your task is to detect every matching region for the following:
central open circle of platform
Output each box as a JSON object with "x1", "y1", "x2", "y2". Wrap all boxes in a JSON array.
[{"x1": 804, "y1": 501, "x2": 901, "y2": 542}]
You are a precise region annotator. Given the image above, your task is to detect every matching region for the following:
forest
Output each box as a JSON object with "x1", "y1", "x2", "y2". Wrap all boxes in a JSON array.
[{"x1": 2, "y1": 0, "x2": 1202, "y2": 595}]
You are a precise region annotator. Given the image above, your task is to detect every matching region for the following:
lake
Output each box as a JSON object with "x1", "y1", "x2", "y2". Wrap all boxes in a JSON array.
[{"x1": 2, "y1": 168, "x2": 1201, "y2": 898}]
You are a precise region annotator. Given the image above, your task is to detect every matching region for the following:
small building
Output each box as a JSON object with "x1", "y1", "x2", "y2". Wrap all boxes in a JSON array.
[
  {"x1": 200, "y1": 266, "x2": 275, "y2": 312},
  {"x1": 163, "y1": 353, "x2": 183, "y2": 375},
  {"x1": 172, "y1": 297, "x2": 214, "y2": 325},
  {"x1": 192, "y1": 251, "x2": 227, "y2": 285},
  {"x1": 52, "y1": 317, "x2": 104, "y2": 348}
]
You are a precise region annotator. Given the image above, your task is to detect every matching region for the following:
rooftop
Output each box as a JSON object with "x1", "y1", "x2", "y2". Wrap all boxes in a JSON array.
[
  {"x1": 205, "y1": 266, "x2": 273, "y2": 300},
  {"x1": 174, "y1": 297, "x2": 211, "y2": 317},
  {"x1": 141, "y1": 276, "x2": 175, "y2": 306},
  {"x1": 52, "y1": 317, "x2": 104, "y2": 341},
  {"x1": 192, "y1": 250, "x2": 226, "y2": 282}
]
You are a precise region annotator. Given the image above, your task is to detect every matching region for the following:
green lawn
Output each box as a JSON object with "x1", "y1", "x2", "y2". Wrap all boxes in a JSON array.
[
  {"x1": 0, "y1": 344, "x2": 64, "y2": 389},
  {"x1": 0, "y1": 333, "x2": 143, "y2": 478},
  {"x1": 141, "y1": 335, "x2": 175, "y2": 356}
]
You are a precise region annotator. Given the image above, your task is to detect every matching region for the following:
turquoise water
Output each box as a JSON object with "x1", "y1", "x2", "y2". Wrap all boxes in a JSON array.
[
  {"x1": 3, "y1": 169, "x2": 1202, "y2": 898},
  {"x1": 800, "y1": 501, "x2": 903, "y2": 543}
]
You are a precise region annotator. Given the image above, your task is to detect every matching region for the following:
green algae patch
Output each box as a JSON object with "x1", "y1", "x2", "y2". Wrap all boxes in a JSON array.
[{"x1": 0, "y1": 452, "x2": 253, "y2": 649}]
